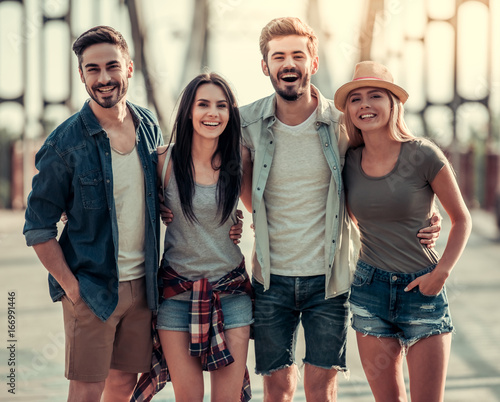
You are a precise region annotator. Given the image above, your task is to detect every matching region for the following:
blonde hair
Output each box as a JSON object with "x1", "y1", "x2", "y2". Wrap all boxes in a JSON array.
[
  {"x1": 343, "y1": 90, "x2": 414, "y2": 147},
  {"x1": 259, "y1": 17, "x2": 318, "y2": 62}
]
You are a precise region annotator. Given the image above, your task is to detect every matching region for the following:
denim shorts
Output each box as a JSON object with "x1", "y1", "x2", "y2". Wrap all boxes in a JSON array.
[
  {"x1": 253, "y1": 274, "x2": 349, "y2": 375},
  {"x1": 156, "y1": 293, "x2": 253, "y2": 331},
  {"x1": 349, "y1": 260, "x2": 454, "y2": 348}
]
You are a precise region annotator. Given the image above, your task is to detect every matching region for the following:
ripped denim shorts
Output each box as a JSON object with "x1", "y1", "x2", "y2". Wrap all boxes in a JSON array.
[{"x1": 349, "y1": 260, "x2": 454, "y2": 348}]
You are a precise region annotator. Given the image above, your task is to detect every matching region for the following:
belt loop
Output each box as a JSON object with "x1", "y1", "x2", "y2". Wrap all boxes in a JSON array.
[{"x1": 365, "y1": 264, "x2": 375, "y2": 284}]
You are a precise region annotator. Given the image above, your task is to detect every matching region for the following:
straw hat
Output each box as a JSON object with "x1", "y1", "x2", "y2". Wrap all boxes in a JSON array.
[{"x1": 334, "y1": 61, "x2": 409, "y2": 112}]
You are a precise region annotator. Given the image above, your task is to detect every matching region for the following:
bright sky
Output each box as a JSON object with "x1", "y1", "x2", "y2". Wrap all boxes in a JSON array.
[{"x1": 0, "y1": 0, "x2": 499, "y2": 148}]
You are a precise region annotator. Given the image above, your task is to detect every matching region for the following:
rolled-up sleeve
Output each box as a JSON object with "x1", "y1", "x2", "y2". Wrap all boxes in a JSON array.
[{"x1": 23, "y1": 143, "x2": 71, "y2": 246}]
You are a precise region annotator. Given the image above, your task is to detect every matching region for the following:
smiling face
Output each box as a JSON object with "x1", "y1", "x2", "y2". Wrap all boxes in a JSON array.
[
  {"x1": 262, "y1": 35, "x2": 318, "y2": 102},
  {"x1": 191, "y1": 83, "x2": 230, "y2": 143},
  {"x1": 346, "y1": 87, "x2": 392, "y2": 134},
  {"x1": 79, "y1": 43, "x2": 132, "y2": 109}
]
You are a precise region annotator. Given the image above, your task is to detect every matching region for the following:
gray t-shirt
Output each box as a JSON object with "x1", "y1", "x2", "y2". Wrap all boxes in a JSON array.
[
  {"x1": 162, "y1": 150, "x2": 243, "y2": 295},
  {"x1": 343, "y1": 139, "x2": 447, "y2": 273}
]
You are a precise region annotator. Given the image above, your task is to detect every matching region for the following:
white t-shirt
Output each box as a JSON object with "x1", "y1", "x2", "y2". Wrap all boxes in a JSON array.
[
  {"x1": 264, "y1": 110, "x2": 331, "y2": 276},
  {"x1": 111, "y1": 145, "x2": 146, "y2": 281}
]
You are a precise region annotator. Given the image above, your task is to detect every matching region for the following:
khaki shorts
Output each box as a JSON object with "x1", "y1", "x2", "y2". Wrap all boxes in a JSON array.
[{"x1": 62, "y1": 277, "x2": 152, "y2": 382}]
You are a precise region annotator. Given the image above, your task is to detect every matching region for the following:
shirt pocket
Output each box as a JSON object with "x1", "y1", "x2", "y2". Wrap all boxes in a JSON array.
[{"x1": 79, "y1": 170, "x2": 106, "y2": 210}]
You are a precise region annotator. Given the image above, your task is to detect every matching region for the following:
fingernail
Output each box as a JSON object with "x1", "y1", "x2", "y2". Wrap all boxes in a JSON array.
[{"x1": 404, "y1": 287, "x2": 409, "y2": 292}]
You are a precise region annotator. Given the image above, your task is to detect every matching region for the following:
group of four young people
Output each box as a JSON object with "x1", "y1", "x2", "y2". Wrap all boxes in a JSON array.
[{"x1": 25, "y1": 16, "x2": 471, "y2": 402}]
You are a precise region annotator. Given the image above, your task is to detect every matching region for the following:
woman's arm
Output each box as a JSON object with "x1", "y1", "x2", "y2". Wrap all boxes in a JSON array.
[{"x1": 406, "y1": 165, "x2": 472, "y2": 295}]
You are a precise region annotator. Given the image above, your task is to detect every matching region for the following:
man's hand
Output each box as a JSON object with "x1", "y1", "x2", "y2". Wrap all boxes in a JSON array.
[
  {"x1": 65, "y1": 282, "x2": 81, "y2": 305},
  {"x1": 160, "y1": 203, "x2": 173, "y2": 226},
  {"x1": 417, "y1": 213, "x2": 441, "y2": 249},
  {"x1": 229, "y1": 210, "x2": 244, "y2": 244},
  {"x1": 61, "y1": 212, "x2": 68, "y2": 225}
]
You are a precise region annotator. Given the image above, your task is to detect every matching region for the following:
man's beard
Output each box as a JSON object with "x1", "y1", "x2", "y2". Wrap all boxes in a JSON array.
[
  {"x1": 270, "y1": 69, "x2": 310, "y2": 102},
  {"x1": 86, "y1": 80, "x2": 128, "y2": 108}
]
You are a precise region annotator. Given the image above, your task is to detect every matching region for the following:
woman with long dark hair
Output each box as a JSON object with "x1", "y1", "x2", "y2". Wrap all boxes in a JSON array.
[{"x1": 155, "y1": 72, "x2": 252, "y2": 401}]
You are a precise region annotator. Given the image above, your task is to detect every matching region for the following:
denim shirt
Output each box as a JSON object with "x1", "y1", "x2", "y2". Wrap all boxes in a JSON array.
[
  {"x1": 24, "y1": 100, "x2": 164, "y2": 321},
  {"x1": 239, "y1": 86, "x2": 359, "y2": 298}
]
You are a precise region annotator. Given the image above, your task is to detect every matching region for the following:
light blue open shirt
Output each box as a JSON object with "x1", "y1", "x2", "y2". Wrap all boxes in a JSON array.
[{"x1": 239, "y1": 85, "x2": 359, "y2": 298}]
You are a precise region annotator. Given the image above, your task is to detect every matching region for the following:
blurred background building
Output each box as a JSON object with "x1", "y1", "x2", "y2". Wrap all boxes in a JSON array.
[{"x1": 1, "y1": 0, "x2": 499, "y2": 226}]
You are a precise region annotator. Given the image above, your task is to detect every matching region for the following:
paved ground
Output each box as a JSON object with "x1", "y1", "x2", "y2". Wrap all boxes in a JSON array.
[{"x1": 0, "y1": 207, "x2": 499, "y2": 401}]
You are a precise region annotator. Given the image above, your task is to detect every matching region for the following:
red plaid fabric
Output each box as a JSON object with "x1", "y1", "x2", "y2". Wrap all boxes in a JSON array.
[{"x1": 131, "y1": 258, "x2": 253, "y2": 402}]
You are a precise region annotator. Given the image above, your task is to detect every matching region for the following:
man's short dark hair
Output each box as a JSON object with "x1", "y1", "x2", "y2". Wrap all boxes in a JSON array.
[{"x1": 72, "y1": 25, "x2": 130, "y2": 68}]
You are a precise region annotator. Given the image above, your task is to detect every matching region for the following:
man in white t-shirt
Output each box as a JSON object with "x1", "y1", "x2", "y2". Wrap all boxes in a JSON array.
[{"x1": 238, "y1": 17, "x2": 440, "y2": 401}]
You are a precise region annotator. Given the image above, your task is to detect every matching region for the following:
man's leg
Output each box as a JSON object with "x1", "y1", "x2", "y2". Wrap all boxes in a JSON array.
[
  {"x1": 101, "y1": 369, "x2": 138, "y2": 402},
  {"x1": 68, "y1": 380, "x2": 105, "y2": 401},
  {"x1": 301, "y1": 276, "x2": 349, "y2": 402},
  {"x1": 108, "y1": 279, "x2": 152, "y2": 399},
  {"x1": 303, "y1": 364, "x2": 338, "y2": 402},
  {"x1": 252, "y1": 276, "x2": 301, "y2": 401},
  {"x1": 263, "y1": 366, "x2": 297, "y2": 402},
  {"x1": 61, "y1": 296, "x2": 117, "y2": 394}
]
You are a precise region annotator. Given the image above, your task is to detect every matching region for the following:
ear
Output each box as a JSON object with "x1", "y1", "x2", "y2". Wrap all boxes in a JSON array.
[
  {"x1": 128, "y1": 60, "x2": 134, "y2": 78},
  {"x1": 261, "y1": 59, "x2": 270, "y2": 77},
  {"x1": 311, "y1": 56, "x2": 319, "y2": 76},
  {"x1": 78, "y1": 68, "x2": 85, "y2": 83}
]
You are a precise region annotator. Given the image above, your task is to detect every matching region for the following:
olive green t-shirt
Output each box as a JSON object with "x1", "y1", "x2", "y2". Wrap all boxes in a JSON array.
[{"x1": 343, "y1": 139, "x2": 447, "y2": 273}]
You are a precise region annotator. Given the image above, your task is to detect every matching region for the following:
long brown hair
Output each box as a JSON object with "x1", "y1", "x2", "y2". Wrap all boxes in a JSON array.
[{"x1": 167, "y1": 72, "x2": 242, "y2": 225}]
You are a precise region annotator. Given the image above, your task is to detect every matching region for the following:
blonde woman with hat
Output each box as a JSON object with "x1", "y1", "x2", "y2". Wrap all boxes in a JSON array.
[{"x1": 335, "y1": 61, "x2": 472, "y2": 402}]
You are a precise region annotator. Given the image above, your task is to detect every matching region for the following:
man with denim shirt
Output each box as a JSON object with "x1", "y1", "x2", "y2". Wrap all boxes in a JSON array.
[
  {"x1": 240, "y1": 17, "x2": 440, "y2": 402},
  {"x1": 23, "y1": 26, "x2": 163, "y2": 401}
]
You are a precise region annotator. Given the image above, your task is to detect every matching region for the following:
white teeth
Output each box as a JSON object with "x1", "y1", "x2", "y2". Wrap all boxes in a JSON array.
[
  {"x1": 98, "y1": 87, "x2": 114, "y2": 93},
  {"x1": 282, "y1": 74, "x2": 297, "y2": 78},
  {"x1": 360, "y1": 114, "x2": 375, "y2": 119},
  {"x1": 203, "y1": 122, "x2": 219, "y2": 126}
]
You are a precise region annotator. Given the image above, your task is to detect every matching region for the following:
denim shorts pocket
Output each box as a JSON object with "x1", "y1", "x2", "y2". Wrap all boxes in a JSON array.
[
  {"x1": 417, "y1": 287, "x2": 443, "y2": 298},
  {"x1": 352, "y1": 270, "x2": 371, "y2": 287},
  {"x1": 79, "y1": 170, "x2": 106, "y2": 209}
]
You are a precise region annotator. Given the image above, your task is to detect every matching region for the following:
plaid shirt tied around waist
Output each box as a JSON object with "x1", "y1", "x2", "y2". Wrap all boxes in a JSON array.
[{"x1": 131, "y1": 258, "x2": 253, "y2": 402}]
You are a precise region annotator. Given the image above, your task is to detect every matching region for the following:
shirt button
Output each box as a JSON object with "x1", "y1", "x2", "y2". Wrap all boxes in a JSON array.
[
  {"x1": 325, "y1": 143, "x2": 329, "y2": 147},
  {"x1": 333, "y1": 166, "x2": 337, "y2": 170},
  {"x1": 257, "y1": 187, "x2": 261, "y2": 191},
  {"x1": 316, "y1": 122, "x2": 320, "y2": 126},
  {"x1": 270, "y1": 141, "x2": 273, "y2": 144},
  {"x1": 106, "y1": 179, "x2": 110, "y2": 183},
  {"x1": 392, "y1": 275, "x2": 398, "y2": 282},
  {"x1": 105, "y1": 152, "x2": 109, "y2": 156},
  {"x1": 264, "y1": 164, "x2": 267, "y2": 168}
]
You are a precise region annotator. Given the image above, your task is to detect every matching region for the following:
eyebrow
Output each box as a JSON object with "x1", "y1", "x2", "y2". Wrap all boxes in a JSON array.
[
  {"x1": 84, "y1": 60, "x2": 121, "y2": 68},
  {"x1": 270, "y1": 50, "x2": 306, "y2": 58},
  {"x1": 196, "y1": 98, "x2": 228, "y2": 103},
  {"x1": 349, "y1": 89, "x2": 385, "y2": 97}
]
